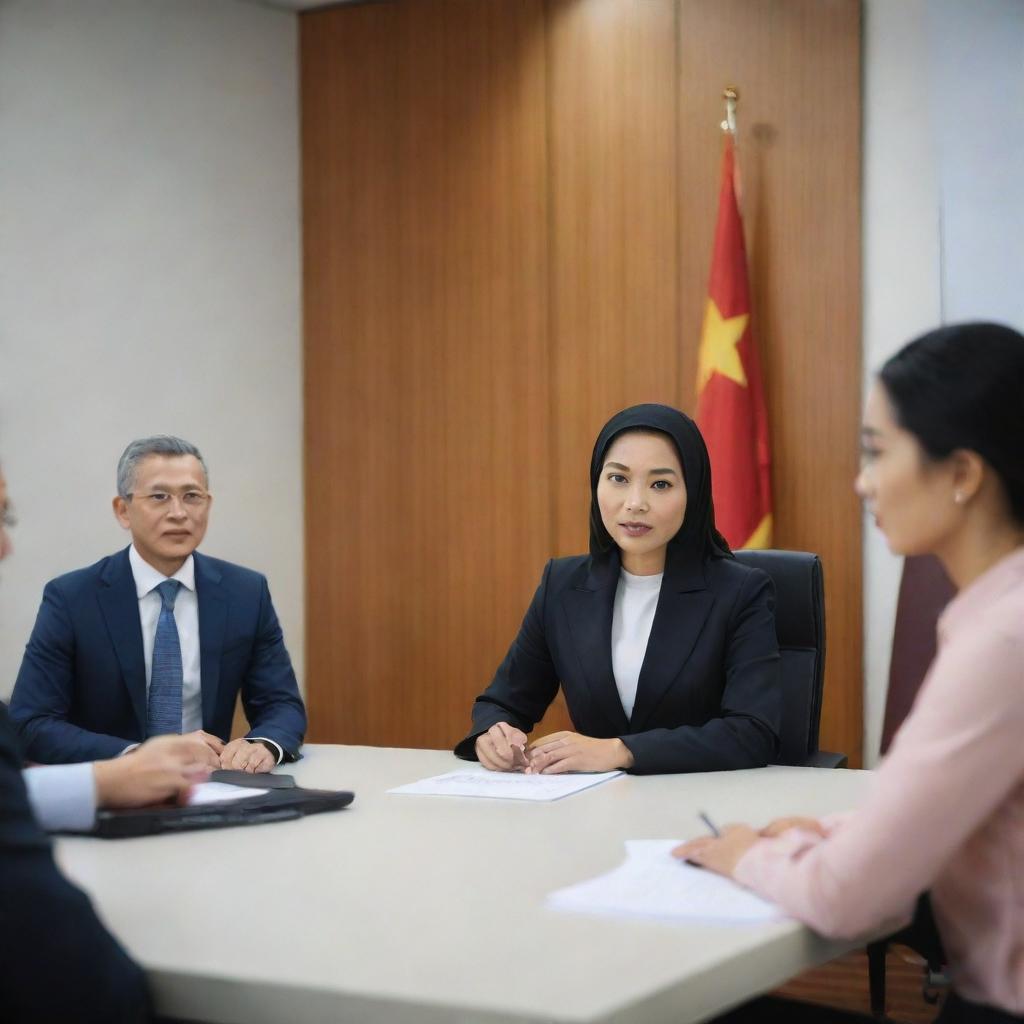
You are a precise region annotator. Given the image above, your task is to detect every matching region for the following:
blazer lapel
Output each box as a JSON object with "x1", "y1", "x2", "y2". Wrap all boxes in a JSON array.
[
  {"x1": 97, "y1": 549, "x2": 148, "y2": 737},
  {"x1": 194, "y1": 553, "x2": 227, "y2": 730},
  {"x1": 629, "y1": 562, "x2": 714, "y2": 732},
  {"x1": 561, "y1": 557, "x2": 630, "y2": 734}
]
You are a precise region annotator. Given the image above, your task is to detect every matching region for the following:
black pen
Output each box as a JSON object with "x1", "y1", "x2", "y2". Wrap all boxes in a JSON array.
[{"x1": 698, "y1": 811, "x2": 721, "y2": 837}]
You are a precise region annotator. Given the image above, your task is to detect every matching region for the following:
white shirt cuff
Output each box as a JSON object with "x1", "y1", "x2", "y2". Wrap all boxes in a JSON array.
[{"x1": 23, "y1": 763, "x2": 98, "y2": 833}]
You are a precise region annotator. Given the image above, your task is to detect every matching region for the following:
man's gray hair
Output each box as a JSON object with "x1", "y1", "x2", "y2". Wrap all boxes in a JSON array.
[{"x1": 116, "y1": 436, "x2": 209, "y2": 499}]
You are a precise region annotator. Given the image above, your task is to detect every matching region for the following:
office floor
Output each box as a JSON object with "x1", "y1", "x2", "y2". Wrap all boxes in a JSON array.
[{"x1": 775, "y1": 947, "x2": 944, "y2": 1023}]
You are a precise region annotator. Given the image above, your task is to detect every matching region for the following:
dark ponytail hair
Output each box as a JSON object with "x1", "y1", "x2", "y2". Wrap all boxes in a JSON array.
[{"x1": 879, "y1": 321, "x2": 1024, "y2": 524}]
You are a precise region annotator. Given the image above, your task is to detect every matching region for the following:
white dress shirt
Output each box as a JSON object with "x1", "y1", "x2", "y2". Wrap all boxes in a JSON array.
[
  {"x1": 130, "y1": 545, "x2": 203, "y2": 732},
  {"x1": 610, "y1": 569, "x2": 663, "y2": 720},
  {"x1": 128, "y1": 544, "x2": 282, "y2": 764}
]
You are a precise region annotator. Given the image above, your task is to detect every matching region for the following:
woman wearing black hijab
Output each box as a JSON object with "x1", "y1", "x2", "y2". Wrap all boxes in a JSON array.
[{"x1": 454, "y1": 404, "x2": 781, "y2": 775}]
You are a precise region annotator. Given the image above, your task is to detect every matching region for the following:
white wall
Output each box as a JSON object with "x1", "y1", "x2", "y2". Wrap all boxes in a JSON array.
[
  {"x1": 0, "y1": 0, "x2": 304, "y2": 699},
  {"x1": 928, "y1": 0, "x2": 1024, "y2": 325},
  {"x1": 861, "y1": 0, "x2": 1024, "y2": 763},
  {"x1": 862, "y1": 0, "x2": 942, "y2": 763}
]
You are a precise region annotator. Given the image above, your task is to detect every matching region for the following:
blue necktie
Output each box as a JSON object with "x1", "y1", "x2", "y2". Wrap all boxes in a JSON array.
[{"x1": 147, "y1": 579, "x2": 183, "y2": 737}]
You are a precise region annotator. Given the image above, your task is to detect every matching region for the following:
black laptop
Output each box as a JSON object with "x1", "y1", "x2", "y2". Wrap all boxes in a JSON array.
[{"x1": 91, "y1": 774, "x2": 354, "y2": 839}]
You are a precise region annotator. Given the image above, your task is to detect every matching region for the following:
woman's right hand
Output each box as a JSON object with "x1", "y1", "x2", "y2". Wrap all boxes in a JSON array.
[
  {"x1": 475, "y1": 722, "x2": 530, "y2": 772},
  {"x1": 758, "y1": 816, "x2": 828, "y2": 839}
]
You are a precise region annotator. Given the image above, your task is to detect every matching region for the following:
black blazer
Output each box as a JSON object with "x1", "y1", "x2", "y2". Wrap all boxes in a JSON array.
[
  {"x1": 0, "y1": 702, "x2": 151, "y2": 1022},
  {"x1": 455, "y1": 553, "x2": 781, "y2": 774}
]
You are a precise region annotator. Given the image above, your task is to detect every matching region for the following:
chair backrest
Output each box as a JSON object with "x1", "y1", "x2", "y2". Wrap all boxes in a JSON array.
[
  {"x1": 733, "y1": 549, "x2": 825, "y2": 766},
  {"x1": 882, "y1": 554, "x2": 954, "y2": 754}
]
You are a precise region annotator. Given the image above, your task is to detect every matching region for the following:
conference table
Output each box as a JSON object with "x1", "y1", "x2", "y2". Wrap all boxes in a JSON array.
[{"x1": 54, "y1": 745, "x2": 873, "y2": 1024}]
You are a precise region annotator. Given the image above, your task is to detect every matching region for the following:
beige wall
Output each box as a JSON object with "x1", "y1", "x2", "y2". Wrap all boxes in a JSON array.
[
  {"x1": 0, "y1": 0, "x2": 304, "y2": 699},
  {"x1": 861, "y1": 0, "x2": 942, "y2": 762}
]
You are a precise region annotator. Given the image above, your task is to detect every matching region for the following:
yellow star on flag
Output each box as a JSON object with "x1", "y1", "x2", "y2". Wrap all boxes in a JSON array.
[{"x1": 697, "y1": 299, "x2": 749, "y2": 391}]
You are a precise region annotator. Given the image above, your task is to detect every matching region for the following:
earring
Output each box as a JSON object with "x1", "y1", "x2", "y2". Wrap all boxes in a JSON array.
[{"x1": 954, "y1": 490, "x2": 965, "y2": 505}]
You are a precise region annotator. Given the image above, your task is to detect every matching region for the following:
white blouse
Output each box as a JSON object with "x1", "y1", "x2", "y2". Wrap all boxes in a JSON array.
[{"x1": 610, "y1": 568, "x2": 663, "y2": 720}]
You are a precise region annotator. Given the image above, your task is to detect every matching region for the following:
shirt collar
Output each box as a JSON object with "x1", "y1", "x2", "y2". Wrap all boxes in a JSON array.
[
  {"x1": 619, "y1": 567, "x2": 664, "y2": 589},
  {"x1": 128, "y1": 544, "x2": 196, "y2": 600},
  {"x1": 938, "y1": 546, "x2": 1024, "y2": 642}
]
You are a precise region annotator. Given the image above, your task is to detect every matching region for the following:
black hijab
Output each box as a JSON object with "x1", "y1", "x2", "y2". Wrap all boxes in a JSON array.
[{"x1": 588, "y1": 404, "x2": 731, "y2": 569}]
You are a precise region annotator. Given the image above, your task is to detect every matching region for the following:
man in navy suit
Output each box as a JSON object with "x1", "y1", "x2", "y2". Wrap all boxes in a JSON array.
[{"x1": 10, "y1": 436, "x2": 307, "y2": 773}]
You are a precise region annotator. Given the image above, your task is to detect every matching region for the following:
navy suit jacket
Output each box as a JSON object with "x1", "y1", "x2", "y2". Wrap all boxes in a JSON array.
[
  {"x1": 0, "y1": 701, "x2": 151, "y2": 1022},
  {"x1": 9, "y1": 548, "x2": 307, "y2": 764},
  {"x1": 455, "y1": 552, "x2": 781, "y2": 774}
]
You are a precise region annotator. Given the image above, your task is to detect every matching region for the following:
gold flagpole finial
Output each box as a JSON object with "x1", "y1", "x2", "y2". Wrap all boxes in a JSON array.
[{"x1": 721, "y1": 87, "x2": 739, "y2": 137}]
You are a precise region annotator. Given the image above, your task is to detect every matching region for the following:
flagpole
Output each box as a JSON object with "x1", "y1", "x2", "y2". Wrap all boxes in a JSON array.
[
  {"x1": 720, "y1": 86, "x2": 739, "y2": 140},
  {"x1": 720, "y1": 87, "x2": 742, "y2": 204}
]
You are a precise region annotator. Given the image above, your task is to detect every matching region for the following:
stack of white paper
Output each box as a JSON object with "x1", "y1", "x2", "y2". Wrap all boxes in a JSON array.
[
  {"x1": 547, "y1": 840, "x2": 785, "y2": 924},
  {"x1": 186, "y1": 781, "x2": 269, "y2": 805},
  {"x1": 388, "y1": 764, "x2": 623, "y2": 802}
]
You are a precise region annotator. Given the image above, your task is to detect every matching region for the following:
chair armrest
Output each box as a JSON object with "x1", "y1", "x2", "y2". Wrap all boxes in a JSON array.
[{"x1": 802, "y1": 750, "x2": 848, "y2": 769}]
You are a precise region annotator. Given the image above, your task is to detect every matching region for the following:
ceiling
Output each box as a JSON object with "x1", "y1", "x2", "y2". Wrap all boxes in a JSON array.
[{"x1": 247, "y1": 0, "x2": 373, "y2": 10}]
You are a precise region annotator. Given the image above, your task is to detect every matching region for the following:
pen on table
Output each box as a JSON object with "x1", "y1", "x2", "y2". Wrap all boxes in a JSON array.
[{"x1": 698, "y1": 811, "x2": 721, "y2": 837}]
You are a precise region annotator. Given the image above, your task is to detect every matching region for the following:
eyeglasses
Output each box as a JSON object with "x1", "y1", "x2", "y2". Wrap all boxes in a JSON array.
[{"x1": 129, "y1": 491, "x2": 210, "y2": 508}]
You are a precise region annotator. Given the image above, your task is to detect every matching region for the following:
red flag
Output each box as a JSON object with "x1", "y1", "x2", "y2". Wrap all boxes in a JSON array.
[{"x1": 695, "y1": 134, "x2": 772, "y2": 549}]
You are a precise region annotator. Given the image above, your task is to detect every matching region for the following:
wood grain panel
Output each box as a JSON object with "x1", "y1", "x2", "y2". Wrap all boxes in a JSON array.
[
  {"x1": 775, "y1": 947, "x2": 943, "y2": 1023},
  {"x1": 538, "y1": 0, "x2": 680, "y2": 738},
  {"x1": 547, "y1": 0, "x2": 681, "y2": 553},
  {"x1": 302, "y1": 0, "x2": 863, "y2": 761},
  {"x1": 302, "y1": 0, "x2": 551, "y2": 747},
  {"x1": 677, "y1": 0, "x2": 863, "y2": 763}
]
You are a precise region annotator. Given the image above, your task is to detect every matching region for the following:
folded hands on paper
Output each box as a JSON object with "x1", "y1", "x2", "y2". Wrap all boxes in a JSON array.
[{"x1": 475, "y1": 721, "x2": 635, "y2": 775}]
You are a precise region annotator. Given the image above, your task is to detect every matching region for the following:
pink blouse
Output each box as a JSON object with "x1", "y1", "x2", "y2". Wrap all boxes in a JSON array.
[{"x1": 734, "y1": 547, "x2": 1024, "y2": 1014}]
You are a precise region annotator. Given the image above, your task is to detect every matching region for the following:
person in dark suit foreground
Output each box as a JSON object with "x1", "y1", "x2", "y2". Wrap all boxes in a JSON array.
[
  {"x1": 455, "y1": 403, "x2": 781, "y2": 775},
  {"x1": 0, "y1": 700, "x2": 154, "y2": 1024},
  {"x1": 10, "y1": 435, "x2": 306, "y2": 773},
  {"x1": 1, "y1": 464, "x2": 210, "y2": 1023}
]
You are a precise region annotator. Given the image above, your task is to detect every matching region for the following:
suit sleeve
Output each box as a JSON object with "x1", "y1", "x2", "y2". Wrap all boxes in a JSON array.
[
  {"x1": 9, "y1": 583, "x2": 134, "y2": 763},
  {"x1": 619, "y1": 568, "x2": 781, "y2": 774},
  {"x1": 0, "y1": 705, "x2": 151, "y2": 1023},
  {"x1": 239, "y1": 578, "x2": 307, "y2": 762},
  {"x1": 454, "y1": 560, "x2": 561, "y2": 759}
]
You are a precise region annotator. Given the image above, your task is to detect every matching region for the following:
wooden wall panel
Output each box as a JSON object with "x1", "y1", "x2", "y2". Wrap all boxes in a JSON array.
[
  {"x1": 536, "y1": 0, "x2": 680, "y2": 737},
  {"x1": 547, "y1": 0, "x2": 682, "y2": 558},
  {"x1": 303, "y1": 0, "x2": 863, "y2": 763},
  {"x1": 302, "y1": 1, "x2": 552, "y2": 748},
  {"x1": 677, "y1": 0, "x2": 864, "y2": 762}
]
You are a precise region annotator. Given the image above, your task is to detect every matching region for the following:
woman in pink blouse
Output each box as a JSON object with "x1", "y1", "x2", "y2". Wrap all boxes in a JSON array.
[{"x1": 676, "y1": 322, "x2": 1024, "y2": 1024}]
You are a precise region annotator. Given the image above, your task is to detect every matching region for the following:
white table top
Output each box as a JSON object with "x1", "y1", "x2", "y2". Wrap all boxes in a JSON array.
[{"x1": 55, "y1": 746, "x2": 872, "y2": 1024}]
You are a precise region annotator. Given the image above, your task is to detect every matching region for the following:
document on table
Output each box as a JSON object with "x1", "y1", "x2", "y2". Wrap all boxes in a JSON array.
[
  {"x1": 186, "y1": 781, "x2": 269, "y2": 806},
  {"x1": 547, "y1": 840, "x2": 785, "y2": 924},
  {"x1": 388, "y1": 763, "x2": 623, "y2": 802}
]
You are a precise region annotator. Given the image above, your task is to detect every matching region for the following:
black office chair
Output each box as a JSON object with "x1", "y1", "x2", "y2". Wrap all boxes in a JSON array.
[{"x1": 733, "y1": 549, "x2": 846, "y2": 768}]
